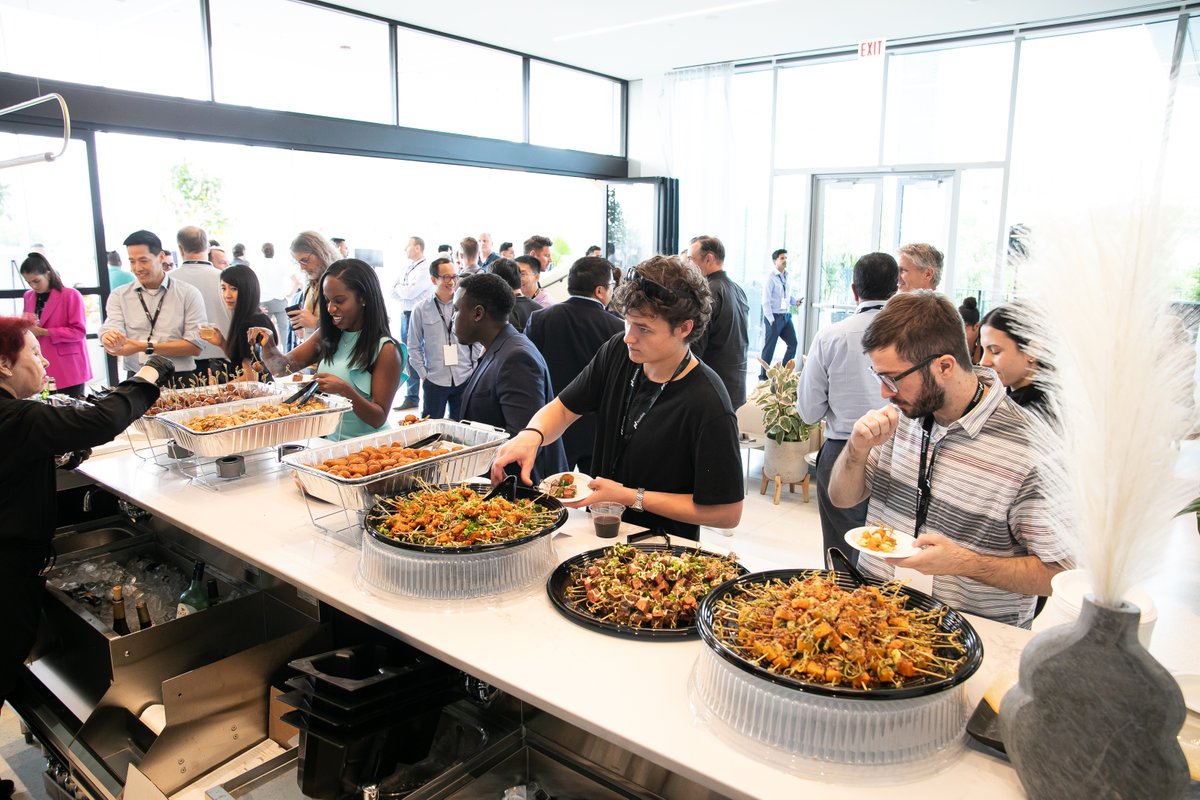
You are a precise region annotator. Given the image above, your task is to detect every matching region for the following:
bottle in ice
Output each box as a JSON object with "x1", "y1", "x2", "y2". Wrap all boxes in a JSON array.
[
  {"x1": 176, "y1": 561, "x2": 209, "y2": 617},
  {"x1": 206, "y1": 578, "x2": 220, "y2": 607},
  {"x1": 135, "y1": 600, "x2": 152, "y2": 630},
  {"x1": 111, "y1": 585, "x2": 131, "y2": 636}
]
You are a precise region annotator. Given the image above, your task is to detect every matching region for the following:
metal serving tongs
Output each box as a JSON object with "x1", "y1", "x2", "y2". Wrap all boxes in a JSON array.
[
  {"x1": 826, "y1": 546, "x2": 870, "y2": 586},
  {"x1": 283, "y1": 378, "x2": 321, "y2": 406}
]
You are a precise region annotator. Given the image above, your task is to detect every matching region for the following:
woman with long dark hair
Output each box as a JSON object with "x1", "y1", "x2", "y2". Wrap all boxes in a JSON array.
[
  {"x1": 20, "y1": 253, "x2": 92, "y2": 397},
  {"x1": 981, "y1": 302, "x2": 1048, "y2": 414},
  {"x1": 198, "y1": 265, "x2": 277, "y2": 379},
  {"x1": 251, "y1": 258, "x2": 405, "y2": 440}
]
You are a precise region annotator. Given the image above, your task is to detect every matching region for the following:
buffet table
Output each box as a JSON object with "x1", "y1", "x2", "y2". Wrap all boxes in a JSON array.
[{"x1": 71, "y1": 442, "x2": 1182, "y2": 799}]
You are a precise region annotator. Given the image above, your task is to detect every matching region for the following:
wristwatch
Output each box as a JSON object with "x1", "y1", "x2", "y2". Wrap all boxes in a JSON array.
[
  {"x1": 632, "y1": 487, "x2": 645, "y2": 512},
  {"x1": 144, "y1": 340, "x2": 155, "y2": 356}
]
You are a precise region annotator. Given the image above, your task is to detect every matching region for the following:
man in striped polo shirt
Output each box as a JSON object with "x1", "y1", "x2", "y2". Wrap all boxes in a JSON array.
[{"x1": 828, "y1": 290, "x2": 1071, "y2": 628}]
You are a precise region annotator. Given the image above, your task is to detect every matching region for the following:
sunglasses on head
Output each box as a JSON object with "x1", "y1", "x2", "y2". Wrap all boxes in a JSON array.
[{"x1": 630, "y1": 269, "x2": 694, "y2": 305}]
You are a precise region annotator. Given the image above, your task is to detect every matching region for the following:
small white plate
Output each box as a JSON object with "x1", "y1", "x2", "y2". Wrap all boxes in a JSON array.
[
  {"x1": 285, "y1": 374, "x2": 318, "y2": 385},
  {"x1": 539, "y1": 471, "x2": 594, "y2": 503},
  {"x1": 1176, "y1": 673, "x2": 1200, "y2": 715},
  {"x1": 843, "y1": 526, "x2": 920, "y2": 559}
]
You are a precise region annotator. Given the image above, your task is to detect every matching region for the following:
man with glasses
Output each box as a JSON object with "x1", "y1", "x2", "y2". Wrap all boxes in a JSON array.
[
  {"x1": 525, "y1": 256, "x2": 624, "y2": 474},
  {"x1": 687, "y1": 235, "x2": 749, "y2": 409},
  {"x1": 797, "y1": 252, "x2": 897, "y2": 565},
  {"x1": 406, "y1": 258, "x2": 479, "y2": 420},
  {"x1": 828, "y1": 290, "x2": 1070, "y2": 628},
  {"x1": 490, "y1": 255, "x2": 744, "y2": 541}
]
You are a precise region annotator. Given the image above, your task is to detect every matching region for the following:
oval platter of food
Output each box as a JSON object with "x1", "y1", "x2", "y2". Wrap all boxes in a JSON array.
[
  {"x1": 538, "y1": 471, "x2": 594, "y2": 503},
  {"x1": 843, "y1": 525, "x2": 921, "y2": 559}
]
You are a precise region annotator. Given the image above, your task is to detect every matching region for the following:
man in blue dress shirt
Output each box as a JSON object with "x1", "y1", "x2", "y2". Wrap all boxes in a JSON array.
[
  {"x1": 797, "y1": 252, "x2": 898, "y2": 564},
  {"x1": 760, "y1": 248, "x2": 799, "y2": 379}
]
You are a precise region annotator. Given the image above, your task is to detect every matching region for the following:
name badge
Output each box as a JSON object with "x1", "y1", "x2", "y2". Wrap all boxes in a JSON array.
[{"x1": 443, "y1": 344, "x2": 459, "y2": 366}]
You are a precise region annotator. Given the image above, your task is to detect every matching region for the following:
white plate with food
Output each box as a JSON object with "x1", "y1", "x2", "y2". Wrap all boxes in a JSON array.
[
  {"x1": 285, "y1": 373, "x2": 319, "y2": 385},
  {"x1": 539, "y1": 471, "x2": 594, "y2": 502},
  {"x1": 843, "y1": 525, "x2": 921, "y2": 559}
]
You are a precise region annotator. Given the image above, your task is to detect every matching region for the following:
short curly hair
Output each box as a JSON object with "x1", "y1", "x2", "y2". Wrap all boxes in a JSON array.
[{"x1": 612, "y1": 254, "x2": 712, "y2": 344}]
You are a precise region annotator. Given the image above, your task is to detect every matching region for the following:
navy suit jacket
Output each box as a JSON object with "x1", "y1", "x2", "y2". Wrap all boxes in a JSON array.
[
  {"x1": 460, "y1": 324, "x2": 567, "y2": 482},
  {"x1": 526, "y1": 296, "x2": 624, "y2": 469}
]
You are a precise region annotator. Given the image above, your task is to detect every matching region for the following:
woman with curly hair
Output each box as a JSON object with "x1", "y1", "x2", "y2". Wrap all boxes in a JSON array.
[{"x1": 490, "y1": 254, "x2": 744, "y2": 539}]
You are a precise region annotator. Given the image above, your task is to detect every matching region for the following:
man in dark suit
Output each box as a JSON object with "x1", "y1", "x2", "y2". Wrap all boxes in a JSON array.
[
  {"x1": 687, "y1": 235, "x2": 749, "y2": 409},
  {"x1": 526, "y1": 257, "x2": 623, "y2": 474},
  {"x1": 455, "y1": 273, "x2": 568, "y2": 483}
]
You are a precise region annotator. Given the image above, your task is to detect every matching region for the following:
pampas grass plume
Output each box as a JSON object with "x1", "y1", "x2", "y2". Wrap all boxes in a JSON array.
[{"x1": 1020, "y1": 207, "x2": 1195, "y2": 607}]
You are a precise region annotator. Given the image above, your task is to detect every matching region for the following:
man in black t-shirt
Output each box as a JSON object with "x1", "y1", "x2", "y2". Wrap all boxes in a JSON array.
[{"x1": 491, "y1": 255, "x2": 744, "y2": 540}]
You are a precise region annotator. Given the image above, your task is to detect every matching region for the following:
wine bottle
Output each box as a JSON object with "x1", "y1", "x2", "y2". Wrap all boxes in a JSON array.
[
  {"x1": 135, "y1": 600, "x2": 152, "y2": 630},
  {"x1": 206, "y1": 579, "x2": 220, "y2": 607},
  {"x1": 176, "y1": 561, "x2": 208, "y2": 617},
  {"x1": 111, "y1": 586, "x2": 131, "y2": 636}
]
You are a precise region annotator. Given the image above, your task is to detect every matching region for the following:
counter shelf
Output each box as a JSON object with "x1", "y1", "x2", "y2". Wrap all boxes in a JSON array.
[{"x1": 283, "y1": 420, "x2": 508, "y2": 536}]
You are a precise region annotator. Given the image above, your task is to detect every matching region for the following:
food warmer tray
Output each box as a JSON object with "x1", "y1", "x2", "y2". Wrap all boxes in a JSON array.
[
  {"x1": 154, "y1": 392, "x2": 352, "y2": 457},
  {"x1": 283, "y1": 420, "x2": 509, "y2": 511},
  {"x1": 546, "y1": 536, "x2": 747, "y2": 640},
  {"x1": 358, "y1": 481, "x2": 567, "y2": 599},
  {"x1": 132, "y1": 382, "x2": 284, "y2": 438},
  {"x1": 690, "y1": 567, "x2": 983, "y2": 771}
]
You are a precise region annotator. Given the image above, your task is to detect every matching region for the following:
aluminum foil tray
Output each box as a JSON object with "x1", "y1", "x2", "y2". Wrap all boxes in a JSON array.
[
  {"x1": 154, "y1": 393, "x2": 352, "y2": 457},
  {"x1": 284, "y1": 420, "x2": 509, "y2": 511},
  {"x1": 132, "y1": 382, "x2": 285, "y2": 439},
  {"x1": 358, "y1": 527, "x2": 557, "y2": 599}
]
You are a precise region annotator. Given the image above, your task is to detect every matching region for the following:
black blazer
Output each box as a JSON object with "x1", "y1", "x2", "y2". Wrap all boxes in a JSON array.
[
  {"x1": 460, "y1": 325, "x2": 568, "y2": 482},
  {"x1": 526, "y1": 297, "x2": 624, "y2": 469}
]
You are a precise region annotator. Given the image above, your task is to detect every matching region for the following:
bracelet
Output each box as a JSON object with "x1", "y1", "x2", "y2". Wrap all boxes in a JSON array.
[{"x1": 519, "y1": 427, "x2": 545, "y2": 446}]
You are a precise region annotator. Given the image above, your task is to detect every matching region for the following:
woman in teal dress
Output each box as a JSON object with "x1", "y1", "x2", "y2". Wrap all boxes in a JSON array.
[{"x1": 250, "y1": 259, "x2": 404, "y2": 440}]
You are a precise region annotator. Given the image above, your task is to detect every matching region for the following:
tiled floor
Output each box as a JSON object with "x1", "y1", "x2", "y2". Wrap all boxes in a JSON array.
[{"x1": 0, "y1": 447, "x2": 826, "y2": 799}]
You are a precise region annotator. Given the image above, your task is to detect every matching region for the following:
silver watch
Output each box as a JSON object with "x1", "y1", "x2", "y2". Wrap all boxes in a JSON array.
[{"x1": 632, "y1": 487, "x2": 645, "y2": 512}]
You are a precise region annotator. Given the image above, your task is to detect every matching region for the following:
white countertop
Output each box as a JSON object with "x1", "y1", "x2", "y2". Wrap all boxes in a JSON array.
[{"x1": 75, "y1": 441, "x2": 1191, "y2": 799}]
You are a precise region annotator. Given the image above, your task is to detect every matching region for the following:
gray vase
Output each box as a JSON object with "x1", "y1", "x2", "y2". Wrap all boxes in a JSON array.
[{"x1": 1001, "y1": 594, "x2": 1189, "y2": 799}]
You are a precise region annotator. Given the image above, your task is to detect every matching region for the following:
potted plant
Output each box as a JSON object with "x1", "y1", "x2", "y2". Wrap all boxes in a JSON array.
[{"x1": 754, "y1": 359, "x2": 816, "y2": 494}]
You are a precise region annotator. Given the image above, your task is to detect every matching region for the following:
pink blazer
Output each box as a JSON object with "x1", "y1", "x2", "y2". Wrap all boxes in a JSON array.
[{"x1": 23, "y1": 286, "x2": 92, "y2": 389}]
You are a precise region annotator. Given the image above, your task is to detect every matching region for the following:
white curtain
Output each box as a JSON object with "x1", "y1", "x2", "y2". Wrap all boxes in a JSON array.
[{"x1": 661, "y1": 63, "x2": 735, "y2": 250}]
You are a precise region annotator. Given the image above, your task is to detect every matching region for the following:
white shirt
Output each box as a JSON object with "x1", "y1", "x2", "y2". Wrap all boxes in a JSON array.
[
  {"x1": 392, "y1": 258, "x2": 431, "y2": 313},
  {"x1": 100, "y1": 274, "x2": 207, "y2": 373},
  {"x1": 172, "y1": 261, "x2": 230, "y2": 360}
]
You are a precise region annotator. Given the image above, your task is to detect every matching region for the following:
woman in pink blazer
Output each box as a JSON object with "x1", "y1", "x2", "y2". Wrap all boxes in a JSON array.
[{"x1": 21, "y1": 253, "x2": 92, "y2": 396}]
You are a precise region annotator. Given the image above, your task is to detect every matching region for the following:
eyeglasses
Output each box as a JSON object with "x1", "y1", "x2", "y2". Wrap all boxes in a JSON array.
[
  {"x1": 630, "y1": 269, "x2": 695, "y2": 305},
  {"x1": 871, "y1": 353, "x2": 944, "y2": 393},
  {"x1": 294, "y1": 255, "x2": 313, "y2": 267},
  {"x1": 437, "y1": 274, "x2": 459, "y2": 283}
]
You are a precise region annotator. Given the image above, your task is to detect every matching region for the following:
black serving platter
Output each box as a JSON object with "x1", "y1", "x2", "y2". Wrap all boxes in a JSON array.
[
  {"x1": 364, "y1": 476, "x2": 567, "y2": 554},
  {"x1": 696, "y1": 567, "x2": 984, "y2": 700},
  {"x1": 546, "y1": 532, "x2": 747, "y2": 640}
]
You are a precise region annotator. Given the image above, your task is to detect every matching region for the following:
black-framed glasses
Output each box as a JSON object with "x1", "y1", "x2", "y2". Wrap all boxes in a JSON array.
[
  {"x1": 437, "y1": 273, "x2": 460, "y2": 283},
  {"x1": 871, "y1": 353, "x2": 944, "y2": 393},
  {"x1": 630, "y1": 269, "x2": 694, "y2": 305}
]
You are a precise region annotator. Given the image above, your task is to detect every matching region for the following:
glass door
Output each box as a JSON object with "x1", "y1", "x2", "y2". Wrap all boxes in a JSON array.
[
  {"x1": 805, "y1": 176, "x2": 882, "y2": 346},
  {"x1": 604, "y1": 177, "x2": 680, "y2": 270},
  {"x1": 804, "y1": 171, "x2": 954, "y2": 349}
]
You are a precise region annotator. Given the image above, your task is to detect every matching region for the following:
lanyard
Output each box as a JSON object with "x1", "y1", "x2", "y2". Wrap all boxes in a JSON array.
[
  {"x1": 135, "y1": 280, "x2": 169, "y2": 343},
  {"x1": 435, "y1": 297, "x2": 454, "y2": 339},
  {"x1": 915, "y1": 379, "x2": 984, "y2": 533},
  {"x1": 609, "y1": 352, "x2": 692, "y2": 475}
]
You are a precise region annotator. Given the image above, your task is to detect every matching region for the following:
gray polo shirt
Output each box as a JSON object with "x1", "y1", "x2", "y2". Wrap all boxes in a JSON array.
[
  {"x1": 101, "y1": 274, "x2": 207, "y2": 373},
  {"x1": 172, "y1": 261, "x2": 231, "y2": 361}
]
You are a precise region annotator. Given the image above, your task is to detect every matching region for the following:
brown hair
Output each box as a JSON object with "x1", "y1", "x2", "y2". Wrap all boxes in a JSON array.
[
  {"x1": 862, "y1": 290, "x2": 972, "y2": 370},
  {"x1": 611, "y1": 254, "x2": 711, "y2": 344}
]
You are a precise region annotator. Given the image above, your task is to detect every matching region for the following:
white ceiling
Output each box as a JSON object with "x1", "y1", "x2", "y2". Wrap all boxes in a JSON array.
[{"x1": 330, "y1": 0, "x2": 1169, "y2": 79}]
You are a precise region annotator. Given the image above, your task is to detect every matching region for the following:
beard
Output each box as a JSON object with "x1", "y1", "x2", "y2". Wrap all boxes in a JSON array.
[{"x1": 892, "y1": 369, "x2": 945, "y2": 419}]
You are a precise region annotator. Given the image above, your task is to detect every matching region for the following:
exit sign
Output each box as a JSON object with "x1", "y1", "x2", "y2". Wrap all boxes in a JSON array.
[{"x1": 858, "y1": 38, "x2": 886, "y2": 58}]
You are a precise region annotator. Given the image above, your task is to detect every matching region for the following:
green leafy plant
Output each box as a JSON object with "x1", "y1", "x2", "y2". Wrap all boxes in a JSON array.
[
  {"x1": 754, "y1": 358, "x2": 815, "y2": 444},
  {"x1": 167, "y1": 160, "x2": 228, "y2": 237}
]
